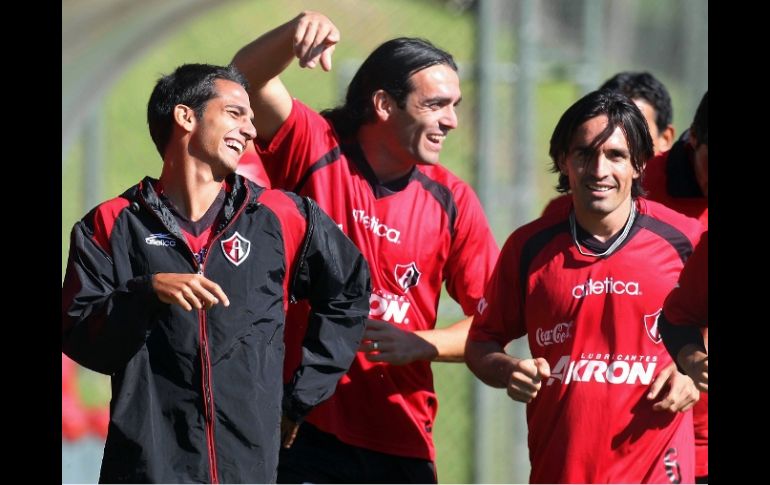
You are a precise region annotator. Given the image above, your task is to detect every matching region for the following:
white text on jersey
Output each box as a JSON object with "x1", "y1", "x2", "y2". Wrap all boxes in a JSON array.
[
  {"x1": 352, "y1": 209, "x2": 401, "y2": 243},
  {"x1": 547, "y1": 354, "x2": 658, "y2": 386},
  {"x1": 369, "y1": 290, "x2": 410, "y2": 324},
  {"x1": 572, "y1": 277, "x2": 641, "y2": 299}
]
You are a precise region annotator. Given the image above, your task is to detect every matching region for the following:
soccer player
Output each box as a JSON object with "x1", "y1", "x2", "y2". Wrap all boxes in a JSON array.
[
  {"x1": 466, "y1": 90, "x2": 703, "y2": 483},
  {"x1": 659, "y1": 230, "x2": 708, "y2": 392},
  {"x1": 232, "y1": 11, "x2": 499, "y2": 483},
  {"x1": 61, "y1": 63, "x2": 370, "y2": 483},
  {"x1": 643, "y1": 91, "x2": 709, "y2": 482}
]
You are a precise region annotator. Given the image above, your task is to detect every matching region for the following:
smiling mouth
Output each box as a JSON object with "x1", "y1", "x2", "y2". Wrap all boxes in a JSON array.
[
  {"x1": 586, "y1": 184, "x2": 614, "y2": 192},
  {"x1": 426, "y1": 133, "x2": 446, "y2": 145},
  {"x1": 225, "y1": 139, "x2": 245, "y2": 155}
]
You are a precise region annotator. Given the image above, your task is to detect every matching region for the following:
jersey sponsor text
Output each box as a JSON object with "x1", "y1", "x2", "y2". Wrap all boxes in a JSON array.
[
  {"x1": 572, "y1": 277, "x2": 641, "y2": 298},
  {"x1": 352, "y1": 209, "x2": 401, "y2": 243},
  {"x1": 547, "y1": 353, "x2": 658, "y2": 386}
]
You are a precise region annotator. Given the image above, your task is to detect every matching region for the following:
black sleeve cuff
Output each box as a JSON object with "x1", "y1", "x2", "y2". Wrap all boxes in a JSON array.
[{"x1": 658, "y1": 311, "x2": 706, "y2": 373}]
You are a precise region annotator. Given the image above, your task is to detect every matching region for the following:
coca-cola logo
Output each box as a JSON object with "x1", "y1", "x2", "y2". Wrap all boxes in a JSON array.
[{"x1": 535, "y1": 322, "x2": 573, "y2": 347}]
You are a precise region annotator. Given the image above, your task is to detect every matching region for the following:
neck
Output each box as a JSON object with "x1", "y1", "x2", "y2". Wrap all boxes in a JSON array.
[
  {"x1": 159, "y1": 154, "x2": 225, "y2": 222},
  {"x1": 574, "y1": 197, "x2": 635, "y2": 242},
  {"x1": 357, "y1": 125, "x2": 414, "y2": 183}
]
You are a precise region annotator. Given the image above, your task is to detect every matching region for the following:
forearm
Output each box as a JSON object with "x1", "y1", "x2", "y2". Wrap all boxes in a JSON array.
[
  {"x1": 414, "y1": 317, "x2": 472, "y2": 362},
  {"x1": 232, "y1": 14, "x2": 299, "y2": 90},
  {"x1": 465, "y1": 339, "x2": 518, "y2": 388}
]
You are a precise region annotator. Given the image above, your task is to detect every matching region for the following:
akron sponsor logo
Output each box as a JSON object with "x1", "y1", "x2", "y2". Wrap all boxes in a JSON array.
[
  {"x1": 571, "y1": 277, "x2": 641, "y2": 299},
  {"x1": 352, "y1": 209, "x2": 401, "y2": 243},
  {"x1": 145, "y1": 233, "x2": 176, "y2": 247},
  {"x1": 535, "y1": 322, "x2": 573, "y2": 347},
  {"x1": 369, "y1": 289, "x2": 410, "y2": 325},
  {"x1": 546, "y1": 353, "x2": 658, "y2": 386}
]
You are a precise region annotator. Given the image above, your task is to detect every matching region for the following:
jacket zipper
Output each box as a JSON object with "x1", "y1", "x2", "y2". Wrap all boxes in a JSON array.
[
  {"x1": 195, "y1": 184, "x2": 252, "y2": 483},
  {"x1": 139, "y1": 185, "x2": 252, "y2": 484}
]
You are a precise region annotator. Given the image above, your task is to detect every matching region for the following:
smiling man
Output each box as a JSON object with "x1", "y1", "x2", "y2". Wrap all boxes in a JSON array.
[
  {"x1": 61, "y1": 63, "x2": 371, "y2": 483},
  {"x1": 232, "y1": 11, "x2": 498, "y2": 483},
  {"x1": 466, "y1": 90, "x2": 705, "y2": 483}
]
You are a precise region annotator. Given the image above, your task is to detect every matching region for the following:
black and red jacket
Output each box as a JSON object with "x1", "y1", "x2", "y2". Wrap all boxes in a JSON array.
[{"x1": 61, "y1": 174, "x2": 370, "y2": 483}]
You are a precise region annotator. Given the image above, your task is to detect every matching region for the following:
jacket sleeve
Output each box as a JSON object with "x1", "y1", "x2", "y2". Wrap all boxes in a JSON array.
[
  {"x1": 61, "y1": 218, "x2": 164, "y2": 375},
  {"x1": 282, "y1": 197, "x2": 371, "y2": 422}
]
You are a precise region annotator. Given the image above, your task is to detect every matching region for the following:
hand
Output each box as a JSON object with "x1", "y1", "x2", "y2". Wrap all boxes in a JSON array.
[
  {"x1": 678, "y1": 345, "x2": 708, "y2": 392},
  {"x1": 152, "y1": 273, "x2": 230, "y2": 311},
  {"x1": 293, "y1": 11, "x2": 339, "y2": 70},
  {"x1": 280, "y1": 415, "x2": 300, "y2": 449},
  {"x1": 507, "y1": 358, "x2": 550, "y2": 403},
  {"x1": 648, "y1": 362, "x2": 700, "y2": 412},
  {"x1": 359, "y1": 319, "x2": 437, "y2": 365}
]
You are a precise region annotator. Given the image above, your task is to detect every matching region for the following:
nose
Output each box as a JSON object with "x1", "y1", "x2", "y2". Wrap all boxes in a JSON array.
[
  {"x1": 242, "y1": 120, "x2": 257, "y2": 141},
  {"x1": 586, "y1": 153, "x2": 611, "y2": 179},
  {"x1": 441, "y1": 105, "x2": 458, "y2": 130}
]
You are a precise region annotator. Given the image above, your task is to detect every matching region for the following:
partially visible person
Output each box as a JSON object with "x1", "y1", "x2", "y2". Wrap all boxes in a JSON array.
[
  {"x1": 466, "y1": 90, "x2": 703, "y2": 483},
  {"x1": 542, "y1": 71, "x2": 675, "y2": 217},
  {"x1": 644, "y1": 91, "x2": 708, "y2": 226},
  {"x1": 233, "y1": 11, "x2": 498, "y2": 483},
  {"x1": 61, "y1": 355, "x2": 110, "y2": 441},
  {"x1": 660, "y1": 231, "x2": 708, "y2": 392},
  {"x1": 62, "y1": 63, "x2": 370, "y2": 483},
  {"x1": 644, "y1": 91, "x2": 708, "y2": 483}
]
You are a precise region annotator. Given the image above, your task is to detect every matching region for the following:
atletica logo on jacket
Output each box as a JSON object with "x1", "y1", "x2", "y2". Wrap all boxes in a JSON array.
[{"x1": 145, "y1": 233, "x2": 176, "y2": 247}]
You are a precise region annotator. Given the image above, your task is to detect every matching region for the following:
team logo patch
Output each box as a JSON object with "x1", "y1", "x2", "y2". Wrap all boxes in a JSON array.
[
  {"x1": 394, "y1": 262, "x2": 421, "y2": 293},
  {"x1": 220, "y1": 232, "x2": 251, "y2": 266},
  {"x1": 643, "y1": 308, "x2": 663, "y2": 344}
]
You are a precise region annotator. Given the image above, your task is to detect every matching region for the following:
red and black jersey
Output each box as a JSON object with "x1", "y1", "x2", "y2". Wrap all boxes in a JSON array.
[
  {"x1": 61, "y1": 175, "x2": 370, "y2": 483},
  {"x1": 256, "y1": 99, "x2": 499, "y2": 461},
  {"x1": 469, "y1": 198, "x2": 704, "y2": 483},
  {"x1": 645, "y1": 137, "x2": 709, "y2": 478},
  {"x1": 644, "y1": 138, "x2": 708, "y2": 226},
  {"x1": 663, "y1": 231, "x2": 708, "y2": 328}
]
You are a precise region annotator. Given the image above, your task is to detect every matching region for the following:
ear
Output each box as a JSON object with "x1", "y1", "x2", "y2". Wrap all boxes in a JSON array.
[
  {"x1": 658, "y1": 124, "x2": 675, "y2": 152},
  {"x1": 173, "y1": 104, "x2": 196, "y2": 133},
  {"x1": 372, "y1": 90, "x2": 393, "y2": 121},
  {"x1": 633, "y1": 161, "x2": 646, "y2": 179}
]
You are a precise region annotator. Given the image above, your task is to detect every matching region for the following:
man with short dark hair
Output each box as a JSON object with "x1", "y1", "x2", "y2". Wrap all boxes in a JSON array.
[{"x1": 61, "y1": 63, "x2": 371, "y2": 483}]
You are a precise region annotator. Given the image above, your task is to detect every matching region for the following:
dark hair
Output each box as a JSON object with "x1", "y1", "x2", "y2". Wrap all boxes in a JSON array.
[
  {"x1": 321, "y1": 37, "x2": 457, "y2": 138},
  {"x1": 691, "y1": 91, "x2": 708, "y2": 146},
  {"x1": 147, "y1": 63, "x2": 249, "y2": 157},
  {"x1": 549, "y1": 90, "x2": 653, "y2": 196},
  {"x1": 599, "y1": 71, "x2": 672, "y2": 133}
]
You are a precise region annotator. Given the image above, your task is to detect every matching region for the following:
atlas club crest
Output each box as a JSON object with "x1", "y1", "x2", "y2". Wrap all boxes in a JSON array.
[
  {"x1": 394, "y1": 262, "x2": 421, "y2": 293},
  {"x1": 643, "y1": 308, "x2": 662, "y2": 344},
  {"x1": 221, "y1": 232, "x2": 251, "y2": 266}
]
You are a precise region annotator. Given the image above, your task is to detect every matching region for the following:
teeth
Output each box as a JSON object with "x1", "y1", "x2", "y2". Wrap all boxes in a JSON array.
[
  {"x1": 225, "y1": 140, "x2": 244, "y2": 154},
  {"x1": 427, "y1": 134, "x2": 445, "y2": 143},
  {"x1": 588, "y1": 185, "x2": 611, "y2": 191}
]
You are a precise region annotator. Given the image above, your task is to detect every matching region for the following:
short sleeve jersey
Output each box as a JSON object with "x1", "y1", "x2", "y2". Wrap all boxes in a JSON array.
[
  {"x1": 256, "y1": 99, "x2": 499, "y2": 460},
  {"x1": 469, "y1": 198, "x2": 704, "y2": 483}
]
